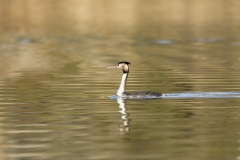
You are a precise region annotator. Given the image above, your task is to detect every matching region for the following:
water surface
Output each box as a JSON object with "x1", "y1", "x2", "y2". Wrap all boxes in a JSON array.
[{"x1": 0, "y1": 1, "x2": 240, "y2": 160}]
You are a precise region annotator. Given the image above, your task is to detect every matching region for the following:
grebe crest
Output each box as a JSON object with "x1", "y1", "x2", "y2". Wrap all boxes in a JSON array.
[{"x1": 108, "y1": 61, "x2": 162, "y2": 99}]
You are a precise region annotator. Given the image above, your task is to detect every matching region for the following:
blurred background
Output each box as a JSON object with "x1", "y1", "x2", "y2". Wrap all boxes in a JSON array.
[
  {"x1": 1, "y1": 0, "x2": 240, "y2": 76},
  {"x1": 0, "y1": 1, "x2": 240, "y2": 160}
]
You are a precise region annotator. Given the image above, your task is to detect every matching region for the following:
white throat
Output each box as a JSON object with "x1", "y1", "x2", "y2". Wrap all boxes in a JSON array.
[{"x1": 117, "y1": 73, "x2": 128, "y2": 96}]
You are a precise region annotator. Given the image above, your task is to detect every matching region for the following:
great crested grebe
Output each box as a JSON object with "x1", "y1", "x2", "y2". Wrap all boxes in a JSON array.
[{"x1": 108, "y1": 61, "x2": 162, "y2": 98}]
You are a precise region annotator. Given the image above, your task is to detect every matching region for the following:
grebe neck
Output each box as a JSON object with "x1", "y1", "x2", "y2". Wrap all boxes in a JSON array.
[{"x1": 117, "y1": 72, "x2": 128, "y2": 96}]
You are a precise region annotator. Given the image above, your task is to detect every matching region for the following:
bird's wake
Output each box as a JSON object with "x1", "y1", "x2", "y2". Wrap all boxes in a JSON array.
[{"x1": 109, "y1": 92, "x2": 240, "y2": 99}]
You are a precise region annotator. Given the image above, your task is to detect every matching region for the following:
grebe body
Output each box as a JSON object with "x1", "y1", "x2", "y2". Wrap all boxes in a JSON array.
[{"x1": 108, "y1": 61, "x2": 162, "y2": 99}]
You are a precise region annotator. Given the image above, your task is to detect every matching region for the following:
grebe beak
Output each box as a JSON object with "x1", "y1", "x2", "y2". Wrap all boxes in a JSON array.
[{"x1": 107, "y1": 64, "x2": 118, "y2": 69}]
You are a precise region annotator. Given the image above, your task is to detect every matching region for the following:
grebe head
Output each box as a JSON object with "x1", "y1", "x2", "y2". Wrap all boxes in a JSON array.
[{"x1": 107, "y1": 61, "x2": 131, "y2": 73}]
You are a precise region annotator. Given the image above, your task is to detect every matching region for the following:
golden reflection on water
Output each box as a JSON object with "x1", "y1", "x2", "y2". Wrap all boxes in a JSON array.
[{"x1": 0, "y1": 0, "x2": 240, "y2": 160}]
